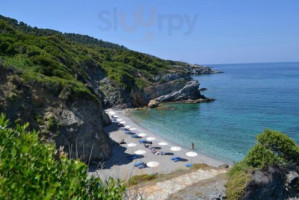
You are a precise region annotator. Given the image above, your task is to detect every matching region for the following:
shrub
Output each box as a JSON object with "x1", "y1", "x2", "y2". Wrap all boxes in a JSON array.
[
  {"x1": 0, "y1": 114, "x2": 126, "y2": 199},
  {"x1": 257, "y1": 129, "x2": 299, "y2": 165},
  {"x1": 226, "y1": 129, "x2": 299, "y2": 200},
  {"x1": 128, "y1": 174, "x2": 157, "y2": 186},
  {"x1": 225, "y1": 170, "x2": 251, "y2": 200}
]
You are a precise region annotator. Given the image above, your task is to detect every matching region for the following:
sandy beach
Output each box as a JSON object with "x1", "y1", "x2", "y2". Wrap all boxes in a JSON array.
[{"x1": 89, "y1": 108, "x2": 227, "y2": 181}]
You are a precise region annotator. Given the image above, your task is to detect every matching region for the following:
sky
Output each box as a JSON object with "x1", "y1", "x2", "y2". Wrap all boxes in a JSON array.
[{"x1": 1, "y1": 0, "x2": 299, "y2": 64}]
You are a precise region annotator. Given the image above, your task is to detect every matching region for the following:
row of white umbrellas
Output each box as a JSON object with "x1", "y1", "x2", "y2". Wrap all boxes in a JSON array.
[
  {"x1": 128, "y1": 143, "x2": 198, "y2": 157},
  {"x1": 107, "y1": 110, "x2": 198, "y2": 168}
]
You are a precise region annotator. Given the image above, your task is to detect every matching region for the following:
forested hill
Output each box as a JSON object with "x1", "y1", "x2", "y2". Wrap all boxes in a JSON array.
[
  {"x1": 0, "y1": 14, "x2": 219, "y2": 108},
  {"x1": 0, "y1": 14, "x2": 187, "y2": 103},
  {"x1": 0, "y1": 15, "x2": 127, "y2": 50},
  {"x1": 0, "y1": 14, "x2": 218, "y2": 163}
]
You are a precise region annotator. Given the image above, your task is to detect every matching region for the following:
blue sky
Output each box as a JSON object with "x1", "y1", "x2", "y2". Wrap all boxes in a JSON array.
[{"x1": 1, "y1": 0, "x2": 299, "y2": 64}]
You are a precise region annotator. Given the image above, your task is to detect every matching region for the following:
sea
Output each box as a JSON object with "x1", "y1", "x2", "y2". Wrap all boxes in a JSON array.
[{"x1": 129, "y1": 62, "x2": 299, "y2": 164}]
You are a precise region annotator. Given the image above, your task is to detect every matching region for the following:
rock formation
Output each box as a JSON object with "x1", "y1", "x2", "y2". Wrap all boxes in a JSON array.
[{"x1": 0, "y1": 66, "x2": 111, "y2": 163}]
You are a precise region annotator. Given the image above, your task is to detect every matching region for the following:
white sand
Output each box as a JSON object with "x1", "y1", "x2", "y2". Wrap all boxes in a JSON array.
[{"x1": 89, "y1": 108, "x2": 227, "y2": 181}]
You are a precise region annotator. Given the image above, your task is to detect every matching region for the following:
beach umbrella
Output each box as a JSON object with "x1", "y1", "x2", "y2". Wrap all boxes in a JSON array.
[
  {"x1": 147, "y1": 161, "x2": 159, "y2": 168},
  {"x1": 127, "y1": 143, "x2": 137, "y2": 153},
  {"x1": 186, "y1": 151, "x2": 198, "y2": 164},
  {"x1": 134, "y1": 150, "x2": 146, "y2": 155},
  {"x1": 138, "y1": 133, "x2": 147, "y2": 137},
  {"x1": 129, "y1": 128, "x2": 137, "y2": 131},
  {"x1": 124, "y1": 125, "x2": 131, "y2": 129},
  {"x1": 158, "y1": 142, "x2": 168, "y2": 146},
  {"x1": 127, "y1": 143, "x2": 137, "y2": 147},
  {"x1": 186, "y1": 151, "x2": 198, "y2": 157},
  {"x1": 109, "y1": 111, "x2": 116, "y2": 115},
  {"x1": 120, "y1": 121, "x2": 127, "y2": 124},
  {"x1": 114, "y1": 115, "x2": 119, "y2": 118},
  {"x1": 116, "y1": 119, "x2": 122, "y2": 122},
  {"x1": 147, "y1": 161, "x2": 160, "y2": 174},
  {"x1": 170, "y1": 146, "x2": 182, "y2": 152},
  {"x1": 146, "y1": 137, "x2": 156, "y2": 141}
]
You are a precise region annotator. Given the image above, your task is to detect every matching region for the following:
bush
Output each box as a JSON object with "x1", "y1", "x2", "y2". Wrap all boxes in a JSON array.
[
  {"x1": 128, "y1": 174, "x2": 157, "y2": 186},
  {"x1": 226, "y1": 129, "x2": 299, "y2": 200},
  {"x1": 225, "y1": 170, "x2": 251, "y2": 200},
  {"x1": 0, "y1": 114, "x2": 126, "y2": 199},
  {"x1": 257, "y1": 129, "x2": 299, "y2": 165}
]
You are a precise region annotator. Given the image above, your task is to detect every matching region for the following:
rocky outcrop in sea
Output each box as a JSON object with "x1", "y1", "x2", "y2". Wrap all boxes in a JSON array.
[{"x1": 100, "y1": 66, "x2": 218, "y2": 109}]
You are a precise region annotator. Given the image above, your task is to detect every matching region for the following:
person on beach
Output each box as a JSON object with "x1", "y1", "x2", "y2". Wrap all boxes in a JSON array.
[{"x1": 192, "y1": 143, "x2": 195, "y2": 150}]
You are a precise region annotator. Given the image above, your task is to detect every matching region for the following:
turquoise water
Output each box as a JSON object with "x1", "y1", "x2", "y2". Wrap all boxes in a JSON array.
[{"x1": 129, "y1": 62, "x2": 299, "y2": 163}]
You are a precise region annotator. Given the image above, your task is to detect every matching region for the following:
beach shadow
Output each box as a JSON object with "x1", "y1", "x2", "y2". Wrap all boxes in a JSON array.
[
  {"x1": 88, "y1": 140, "x2": 135, "y2": 172},
  {"x1": 163, "y1": 152, "x2": 174, "y2": 156},
  {"x1": 180, "y1": 158, "x2": 188, "y2": 162},
  {"x1": 104, "y1": 123, "x2": 122, "y2": 134}
]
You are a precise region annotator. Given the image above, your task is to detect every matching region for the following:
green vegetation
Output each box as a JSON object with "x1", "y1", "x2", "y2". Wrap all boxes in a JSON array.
[
  {"x1": 128, "y1": 163, "x2": 216, "y2": 186},
  {"x1": 128, "y1": 174, "x2": 158, "y2": 186},
  {"x1": 226, "y1": 129, "x2": 299, "y2": 200},
  {"x1": 225, "y1": 170, "x2": 251, "y2": 200},
  {"x1": 0, "y1": 14, "x2": 177, "y2": 99},
  {"x1": 190, "y1": 163, "x2": 211, "y2": 170},
  {"x1": 0, "y1": 114, "x2": 126, "y2": 199}
]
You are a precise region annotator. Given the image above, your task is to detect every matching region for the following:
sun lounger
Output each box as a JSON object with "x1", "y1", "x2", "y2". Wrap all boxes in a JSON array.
[
  {"x1": 185, "y1": 163, "x2": 193, "y2": 168},
  {"x1": 125, "y1": 131, "x2": 134, "y2": 135},
  {"x1": 138, "y1": 164, "x2": 146, "y2": 169},
  {"x1": 171, "y1": 156, "x2": 180, "y2": 160},
  {"x1": 158, "y1": 152, "x2": 170, "y2": 155},
  {"x1": 171, "y1": 156, "x2": 182, "y2": 162},
  {"x1": 134, "y1": 162, "x2": 144, "y2": 167},
  {"x1": 139, "y1": 140, "x2": 152, "y2": 144},
  {"x1": 127, "y1": 154, "x2": 142, "y2": 160},
  {"x1": 173, "y1": 158, "x2": 181, "y2": 162}
]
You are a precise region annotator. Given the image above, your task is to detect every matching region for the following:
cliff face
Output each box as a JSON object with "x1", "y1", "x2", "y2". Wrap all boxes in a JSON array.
[
  {"x1": 0, "y1": 66, "x2": 111, "y2": 163},
  {"x1": 100, "y1": 70, "x2": 214, "y2": 108},
  {"x1": 242, "y1": 167, "x2": 299, "y2": 200}
]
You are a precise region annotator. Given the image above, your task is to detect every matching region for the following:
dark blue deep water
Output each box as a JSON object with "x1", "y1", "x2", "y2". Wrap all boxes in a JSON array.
[{"x1": 129, "y1": 62, "x2": 299, "y2": 163}]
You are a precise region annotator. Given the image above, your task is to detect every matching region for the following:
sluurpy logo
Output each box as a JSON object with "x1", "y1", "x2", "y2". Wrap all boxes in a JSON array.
[{"x1": 99, "y1": 7, "x2": 199, "y2": 43}]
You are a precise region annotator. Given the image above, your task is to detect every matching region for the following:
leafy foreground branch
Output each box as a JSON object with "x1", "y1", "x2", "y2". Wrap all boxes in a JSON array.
[{"x1": 0, "y1": 114, "x2": 126, "y2": 200}]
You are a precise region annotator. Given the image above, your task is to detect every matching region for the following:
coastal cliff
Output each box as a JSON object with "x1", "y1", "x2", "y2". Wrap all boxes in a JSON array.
[
  {"x1": 0, "y1": 15, "x2": 218, "y2": 162},
  {"x1": 0, "y1": 66, "x2": 111, "y2": 163}
]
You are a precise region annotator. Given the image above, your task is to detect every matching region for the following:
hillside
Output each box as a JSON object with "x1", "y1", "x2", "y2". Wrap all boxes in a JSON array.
[{"x1": 0, "y1": 14, "x2": 220, "y2": 163}]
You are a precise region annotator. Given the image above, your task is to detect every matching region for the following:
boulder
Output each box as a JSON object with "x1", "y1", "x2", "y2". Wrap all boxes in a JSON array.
[
  {"x1": 148, "y1": 99, "x2": 160, "y2": 108},
  {"x1": 243, "y1": 167, "x2": 287, "y2": 200},
  {"x1": 156, "y1": 80, "x2": 202, "y2": 102}
]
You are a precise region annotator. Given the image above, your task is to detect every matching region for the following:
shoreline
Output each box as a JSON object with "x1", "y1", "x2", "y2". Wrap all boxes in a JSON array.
[
  {"x1": 125, "y1": 108, "x2": 229, "y2": 164},
  {"x1": 89, "y1": 108, "x2": 228, "y2": 181}
]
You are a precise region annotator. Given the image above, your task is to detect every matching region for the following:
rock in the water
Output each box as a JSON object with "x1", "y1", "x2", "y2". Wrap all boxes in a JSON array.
[
  {"x1": 199, "y1": 88, "x2": 208, "y2": 92},
  {"x1": 148, "y1": 99, "x2": 160, "y2": 108}
]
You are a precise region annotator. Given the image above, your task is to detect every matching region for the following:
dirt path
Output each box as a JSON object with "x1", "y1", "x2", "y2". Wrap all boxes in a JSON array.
[{"x1": 128, "y1": 168, "x2": 228, "y2": 200}]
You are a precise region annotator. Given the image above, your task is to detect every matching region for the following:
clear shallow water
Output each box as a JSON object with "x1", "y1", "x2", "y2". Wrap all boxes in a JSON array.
[{"x1": 129, "y1": 62, "x2": 299, "y2": 163}]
